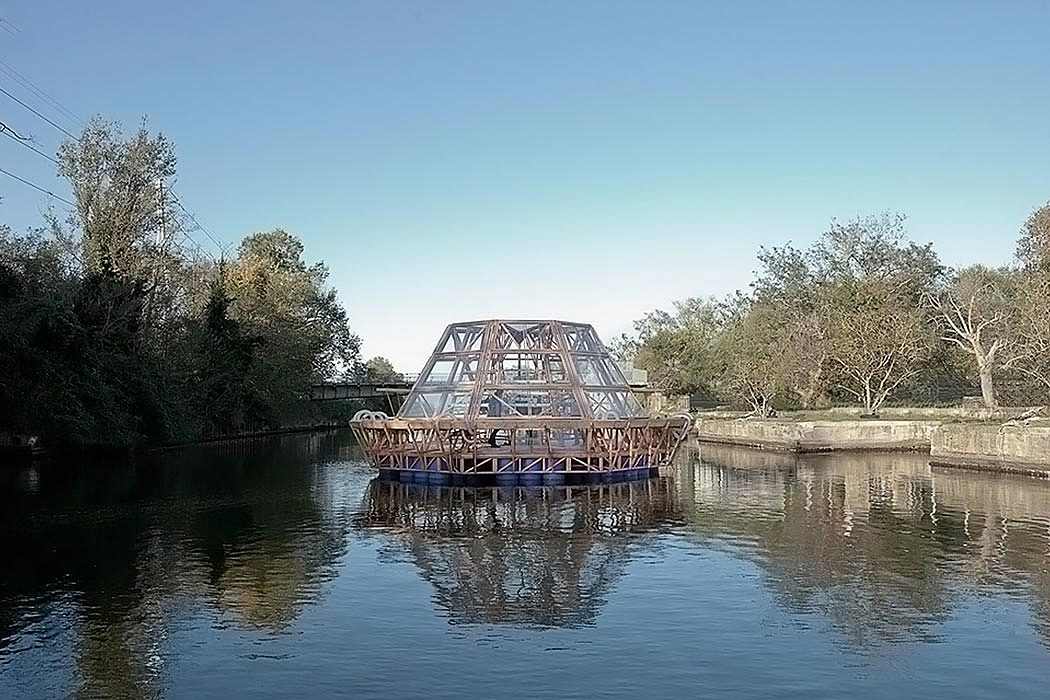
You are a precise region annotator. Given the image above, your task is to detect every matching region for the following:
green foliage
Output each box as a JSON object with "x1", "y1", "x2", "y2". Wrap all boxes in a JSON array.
[
  {"x1": 0, "y1": 121, "x2": 360, "y2": 448},
  {"x1": 221, "y1": 229, "x2": 360, "y2": 426},
  {"x1": 55, "y1": 117, "x2": 179, "y2": 280},
  {"x1": 1016, "y1": 201, "x2": 1050, "y2": 275},
  {"x1": 362, "y1": 356, "x2": 401, "y2": 382},
  {"x1": 631, "y1": 297, "x2": 727, "y2": 396},
  {"x1": 1008, "y1": 203, "x2": 1050, "y2": 392},
  {"x1": 196, "y1": 277, "x2": 261, "y2": 434},
  {"x1": 606, "y1": 333, "x2": 639, "y2": 364},
  {"x1": 717, "y1": 299, "x2": 790, "y2": 416},
  {"x1": 628, "y1": 212, "x2": 952, "y2": 414}
]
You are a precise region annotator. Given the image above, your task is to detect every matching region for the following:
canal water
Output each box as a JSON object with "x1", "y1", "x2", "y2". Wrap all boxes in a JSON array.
[{"x1": 2, "y1": 433, "x2": 1050, "y2": 699}]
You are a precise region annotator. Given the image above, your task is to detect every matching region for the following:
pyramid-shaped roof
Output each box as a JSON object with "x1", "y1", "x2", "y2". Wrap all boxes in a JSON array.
[{"x1": 399, "y1": 320, "x2": 644, "y2": 420}]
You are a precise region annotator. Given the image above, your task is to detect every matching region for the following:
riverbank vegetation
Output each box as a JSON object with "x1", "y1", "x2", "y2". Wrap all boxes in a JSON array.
[
  {"x1": 616, "y1": 206, "x2": 1050, "y2": 415},
  {"x1": 0, "y1": 118, "x2": 362, "y2": 448}
]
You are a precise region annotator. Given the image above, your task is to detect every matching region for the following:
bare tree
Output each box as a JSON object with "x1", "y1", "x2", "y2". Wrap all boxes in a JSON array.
[
  {"x1": 783, "y1": 309, "x2": 831, "y2": 409},
  {"x1": 925, "y1": 266, "x2": 1014, "y2": 408},
  {"x1": 829, "y1": 299, "x2": 931, "y2": 416}
]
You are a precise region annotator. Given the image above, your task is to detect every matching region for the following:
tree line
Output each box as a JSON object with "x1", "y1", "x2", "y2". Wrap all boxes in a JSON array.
[
  {"x1": 614, "y1": 207, "x2": 1050, "y2": 415},
  {"x1": 0, "y1": 118, "x2": 365, "y2": 448}
]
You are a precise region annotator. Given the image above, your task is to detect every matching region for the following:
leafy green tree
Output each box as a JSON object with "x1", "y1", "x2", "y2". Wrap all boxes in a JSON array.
[
  {"x1": 606, "y1": 333, "x2": 640, "y2": 365},
  {"x1": 0, "y1": 118, "x2": 362, "y2": 449},
  {"x1": 1016, "y1": 201, "x2": 1050, "y2": 275},
  {"x1": 718, "y1": 300, "x2": 789, "y2": 416},
  {"x1": 54, "y1": 117, "x2": 186, "y2": 324},
  {"x1": 632, "y1": 297, "x2": 727, "y2": 396},
  {"x1": 814, "y1": 214, "x2": 943, "y2": 414},
  {"x1": 828, "y1": 285, "x2": 933, "y2": 415},
  {"x1": 751, "y1": 243, "x2": 830, "y2": 408},
  {"x1": 1006, "y1": 274, "x2": 1050, "y2": 393},
  {"x1": 363, "y1": 356, "x2": 401, "y2": 382},
  {"x1": 1004, "y1": 203, "x2": 1050, "y2": 394},
  {"x1": 224, "y1": 229, "x2": 360, "y2": 425},
  {"x1": 0, "y1": 229, "x2": 78, "y2": 438},
  {"x1": 630, "y1": 213, "x2": 945, "y2": 413},
  {"x1": 748, "y1": 214, "x2": 942, "y2": 413},
  {"x1": 196, "y1": 276, "x2": 260, "y2": 434}
]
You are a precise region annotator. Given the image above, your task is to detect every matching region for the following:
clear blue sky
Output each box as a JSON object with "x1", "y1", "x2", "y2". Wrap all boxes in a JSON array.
[{"x1": 1, "y1": 1, "x2": 1047, "y2": 371}]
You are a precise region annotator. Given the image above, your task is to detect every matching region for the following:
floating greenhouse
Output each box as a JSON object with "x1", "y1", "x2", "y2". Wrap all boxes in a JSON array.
[{"x1": 350, "y1": 320, "x2": 691, "y2": 485}]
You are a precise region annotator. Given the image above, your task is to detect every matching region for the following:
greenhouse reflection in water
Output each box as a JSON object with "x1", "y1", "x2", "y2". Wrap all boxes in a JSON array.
[{"x1": 355, "y1": 478, "x2": 682, "y2": 627}]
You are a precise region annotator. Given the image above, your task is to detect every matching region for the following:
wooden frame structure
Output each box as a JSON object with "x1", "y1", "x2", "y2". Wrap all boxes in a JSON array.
[{"x1": 350, "y1": 320, "x2": 691, "y2": 484}]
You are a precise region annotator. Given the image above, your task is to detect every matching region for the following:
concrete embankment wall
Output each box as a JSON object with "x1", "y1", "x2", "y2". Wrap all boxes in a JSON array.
[
  {"x1": 930, "y1": 424, "x2": 1050, "y2": 477},
  {"x1": 695, "y1": 416, "x2": 1050, "y2": 477},
  {"x1": 694, "y1": 418, "x2": 939, "y2": 452}
]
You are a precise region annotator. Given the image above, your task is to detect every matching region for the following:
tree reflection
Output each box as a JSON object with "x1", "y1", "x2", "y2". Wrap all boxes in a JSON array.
[
  {"x1": 356, "y1": 479, "x2": 682, "y2": 627},
  {"x1": 681, "y1": 444, "x2": 1050, "y2": 649},
  {"x1": 0, "y1": 432, "x2": 352, "y2": 699}
]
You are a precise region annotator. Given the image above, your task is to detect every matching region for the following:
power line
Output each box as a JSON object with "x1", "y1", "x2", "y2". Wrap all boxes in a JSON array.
[
  {"x1": 0, "y1": 117, "x2": 30, "y2": 140},
  {"x1": 0, "y1": 165, "x2": 73, "y2": 206},
  {"x1": 0, "y1": 127, "x2": 224, "y2": 261},
  {"x1": 0, "y1": 84, "x2": 76, "y2": 140},
  {"x1": 0, "y1": 60, "x2": 82, "y2": 128},
  {"x1": 0, "y1": 120, "x2": 59, "y2": 165},
  {"x1": 0, "y1": 67, "x2": 224, "y2": 266},
  {"x1": 0, "y1": 64, "x2": 230, "y2": 260},
  {"x1": 2, "y1": 131, "x2": 59, "y2": 164},
  {"x1": 0, "y1": 162, "x2": 211, "y2": 266},
  {"x1": 2, "y1": 131, "x2": 227, "y2": 258},
  {"x1": 173, "y1": 193, "x2": 229, "y2": 256}
]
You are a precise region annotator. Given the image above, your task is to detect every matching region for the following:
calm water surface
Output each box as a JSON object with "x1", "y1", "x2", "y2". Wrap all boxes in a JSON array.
[{"x1": 3, "y1": 433, "x2": 1050, "y2": 699}]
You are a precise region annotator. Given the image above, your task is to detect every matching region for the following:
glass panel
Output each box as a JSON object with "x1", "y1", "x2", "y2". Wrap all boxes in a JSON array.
[
  {"x1": 585, "y1": 390, "x2": 643, "y2": 418},
  {"x1": 619, "y1": 391, "x2": 644, "y2": 416},
  {"x1": 491, "y1": 352, "x2": 547, "y2": 383},
  {"x1": 424, "y1": 358, "x2": 456, "y2": 384},
  {"x1": 564, "y1": 323, "x2": 600, "y2": 353},
  {"x1": 401, "y1": 391, "x2": 448, "y2": 417},
  {"x1": 420, "y1": 354, "x2": 479, "y2": 385},
  {"x1": 550, "y1": 391, "x2": 582, "y2": 416},
  {"x1": 546, "y1": 353, "x2": 568, "y2": 383},
  {"x1": 439, "y1": 324, "x2": 485, "y2": 353},
  {"x1": 585, "y1": 390, "x2": 613, "y2": 417},
  {"x1": 479, "y1": 390, "x2": 513, "y2": 417},
  {"x1": 505, "y1": 390, "x2": 549, "y2": 417},
  {"x1": 602, "y1": 357, "x2": 630, "y2": 385},
  {"x1": 574, "y1": 356, "x2": 616, "y2": 386},
  {"x1": 512, "y1": 428, "x2": 547, "y2": 448},
  {"x1": 479, "y1": 390, "x2": 581, "y2": 417},
  {"x1": 443, "y1": 392, "x2": 472, "y2": 417}
]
